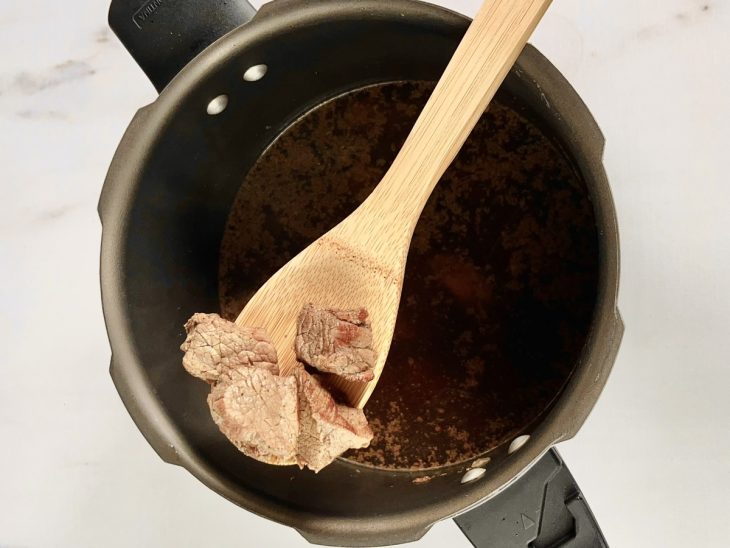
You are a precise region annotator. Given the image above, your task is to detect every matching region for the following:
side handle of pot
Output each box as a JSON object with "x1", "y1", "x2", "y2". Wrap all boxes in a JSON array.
[
  {"x1": 454, "y1": 449, "x2": 607, "y2": 547},
  {"x1": 108, "y1": 0, "x2": 257, "y2": 91}
]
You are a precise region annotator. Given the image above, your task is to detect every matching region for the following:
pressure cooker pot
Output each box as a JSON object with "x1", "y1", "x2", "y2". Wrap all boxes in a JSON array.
[{"x1": 100, "y1": 0, "x2": 623, "y2": 545}]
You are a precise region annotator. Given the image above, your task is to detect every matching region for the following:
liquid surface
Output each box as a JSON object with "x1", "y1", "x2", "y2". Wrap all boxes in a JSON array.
[{"x1": 219, "y1": 81, "x2": 598, "y2": 470}]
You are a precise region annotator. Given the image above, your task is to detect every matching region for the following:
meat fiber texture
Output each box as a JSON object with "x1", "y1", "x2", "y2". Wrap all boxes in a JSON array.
[
  {"x1": 180, "y1": 313, "x2": 372, "y2": 472},
  {"x1": 295, "y1": 303, "x2": 377, "y2": 383},
  {"x1": 181, "y1": 313, "x2": 278, "y2": 382},
  {"x1": 209, "y1": 367, "x2": 299, "y2": 465},
  {"x1": 291, "y1": 364, "x2": 373, "y2": 472}
]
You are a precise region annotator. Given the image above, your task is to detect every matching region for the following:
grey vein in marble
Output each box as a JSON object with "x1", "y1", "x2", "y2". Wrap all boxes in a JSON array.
[
  {"x1": 16, "y1": 109, "x2": 68, "y2": 120},
  {"x1": 8, "y1": 60, "x2": 96, "y2": 95},
  {"x1": 590, "y1": 0, "x2": 716, "y2": 60},
  {"x1": 35, "y1": 204, "x2": 79, "y2": 225}
]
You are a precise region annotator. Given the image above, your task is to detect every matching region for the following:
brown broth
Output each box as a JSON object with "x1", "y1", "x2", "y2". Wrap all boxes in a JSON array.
[{"x1": 218, "y1": 81, "x2": 598, "y2": 470}]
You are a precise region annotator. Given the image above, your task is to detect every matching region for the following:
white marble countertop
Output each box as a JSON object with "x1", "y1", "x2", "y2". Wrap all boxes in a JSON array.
[{"x1": 1, "y1": 0, "x2": 728, "y2": 546}]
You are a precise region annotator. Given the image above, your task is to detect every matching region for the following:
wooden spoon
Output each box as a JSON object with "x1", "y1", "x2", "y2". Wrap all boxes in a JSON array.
[{"x1": 236, "y1": 0, "x2": 553, "y2": 408}]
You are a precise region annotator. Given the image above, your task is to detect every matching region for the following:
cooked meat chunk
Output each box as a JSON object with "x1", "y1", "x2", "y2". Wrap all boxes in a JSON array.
[
  {"x1": 295, "y1": 304, "x2": 377, "y2": 383},
  {"x1": 208, "y1": 367, "x2": 299, "y2": 466},
  {"x1": 291, "y1": 365, "x2": 373, "y2": 472},
  {"x1": 181, "y1": 313, "x2": 278, "y2": 382},
  {"x1": 337, "y1": 405, "x2": 373, "y2": 437},
  {"x1": 181, "y1": 310, "x2": 374, "y2": 472}
]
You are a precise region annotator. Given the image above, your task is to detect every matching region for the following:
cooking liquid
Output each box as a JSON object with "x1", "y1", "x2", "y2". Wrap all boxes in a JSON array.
[{"x1": 219, "y1": 82, "x2": 598, "y2": 470}]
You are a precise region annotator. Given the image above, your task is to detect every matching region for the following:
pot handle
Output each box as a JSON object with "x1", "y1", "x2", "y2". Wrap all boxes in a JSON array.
[
  {"x1": 108, "y1": 0, "x2": 256, "y2": 91},
  {"x1": 454, "y1": 449, "x2": 608, "y2": 547}
]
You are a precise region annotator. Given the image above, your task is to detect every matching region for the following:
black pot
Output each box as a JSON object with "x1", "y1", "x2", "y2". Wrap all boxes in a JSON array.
[{"x1": 100, "y1": 0, "x2": 623, "y2": 546}]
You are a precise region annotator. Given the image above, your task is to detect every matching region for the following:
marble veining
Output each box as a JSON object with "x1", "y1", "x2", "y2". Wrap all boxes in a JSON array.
[
  {"x1": 94, "y1": 27, "x2": 111, "y2": 44},
  {"x1": 34, "y1": 203, "x2": 80, "y2": 224},
  {"x1": 636, "y1": 1, "x2": 713, "y2": 41},
  {"x1": 587, "y1": 0, "x2": 719, "y2": 61},
  {"x1": 8, "y1": 60, "x2": 96, "y2": 95},
  {"x1": 16, "y1": 109, "x2": 68, "y2": 120}
]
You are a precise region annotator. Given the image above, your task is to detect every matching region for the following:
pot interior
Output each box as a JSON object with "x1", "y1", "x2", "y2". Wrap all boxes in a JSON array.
[
  {"x1": 116, "y1": 10, "x2": 601, "y2": 526},
  {"x1": 219, "y1": 80, "x2": 598, "y2": 471}
]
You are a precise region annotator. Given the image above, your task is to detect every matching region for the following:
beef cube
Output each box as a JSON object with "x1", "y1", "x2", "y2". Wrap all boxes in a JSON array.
[
  {"x1": 208, "y1": 367, "x2": 299, "y2": 466},
  {"x1": 291, "y1": 365, "x2": 373, "y2": 472},
  {"x1": 181, "y1": 313, "x2": 278, "y2": 382},
  {"x1": 181, "y1": 310, "x2": 373, "y2": 472},
  {"x1": 295, "y1": 304, "x2": 377, "y2": 383}
]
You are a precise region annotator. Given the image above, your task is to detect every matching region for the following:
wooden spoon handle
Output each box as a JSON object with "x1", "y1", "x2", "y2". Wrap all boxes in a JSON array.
[{"x1": 363, "y1": 0, "x2": 552, "y2": 233}]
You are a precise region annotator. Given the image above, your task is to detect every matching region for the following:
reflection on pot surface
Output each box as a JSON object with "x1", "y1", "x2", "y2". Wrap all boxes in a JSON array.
[{"x1": 219, "y1": 81, "x2": 599, "y2": 470}]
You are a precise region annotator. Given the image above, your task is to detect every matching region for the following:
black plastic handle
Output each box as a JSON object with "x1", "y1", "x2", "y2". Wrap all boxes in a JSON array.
[
  {"x1": 454, "y1": 449, "x2": 608, "y2": 548},
  {"x1": 109, "y1": 0, "x2": 257, "y2": 91}
]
